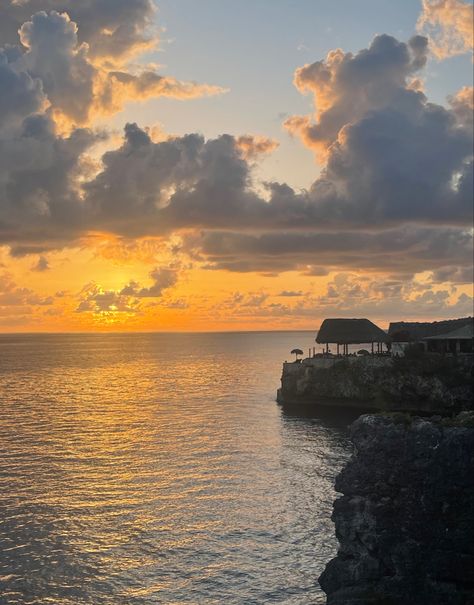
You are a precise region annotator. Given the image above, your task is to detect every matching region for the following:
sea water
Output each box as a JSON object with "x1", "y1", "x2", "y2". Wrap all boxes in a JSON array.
[{"x1": 0, "y1": 332, "x2": 351, "y2": 605}]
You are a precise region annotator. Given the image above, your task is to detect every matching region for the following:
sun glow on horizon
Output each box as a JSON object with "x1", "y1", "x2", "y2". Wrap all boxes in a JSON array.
[{"x1": 0, "y1": 0, "x2": 472, "y2": 332}]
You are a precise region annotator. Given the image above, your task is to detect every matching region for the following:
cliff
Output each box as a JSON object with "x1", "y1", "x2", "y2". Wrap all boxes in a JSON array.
[
  {"x1": 319, "y1": 413, "x2": 474, "y2": 605},
  {"x1": 277, "y1": 354, "x2": 473, "y2": 414}
]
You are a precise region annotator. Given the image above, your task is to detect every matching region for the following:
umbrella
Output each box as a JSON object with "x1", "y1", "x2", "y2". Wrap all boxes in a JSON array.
[{"x1": 290, "y1": 348, "x2": 304, "y2": 361}]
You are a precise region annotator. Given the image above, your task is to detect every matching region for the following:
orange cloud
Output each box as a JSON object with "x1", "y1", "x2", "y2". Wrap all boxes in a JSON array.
[
  {"x1": 235, "y1": 135, "x2": 279, "y2": 160},
  {"x1": 284, "y1": 36, "x2": 429, "y2": 161},
  {"x1": 448, "y1": 85, "x2": 474, "y2": 128},
  {"x1": 88, "y1": 235, "x2": 169, "y2": 265},
  {"x1": 16, "y1": 10, "x2": 227, "y2": 131},
  {"x1": 417, "y1": 0, "x2": 474, "y2": 59},
  {"x1": 94, "y1": 70, "x2": 227, "y2": 120}
]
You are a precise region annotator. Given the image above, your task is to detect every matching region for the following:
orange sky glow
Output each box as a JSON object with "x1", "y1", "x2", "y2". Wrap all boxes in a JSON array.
[{"x1": 0, "y1": 0, "x2": 472, "y2": 332}]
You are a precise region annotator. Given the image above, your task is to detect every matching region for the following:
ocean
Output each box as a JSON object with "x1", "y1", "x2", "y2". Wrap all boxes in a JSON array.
[{"x1": 0, "y1": 332, "x2": 352, "y2": 605}]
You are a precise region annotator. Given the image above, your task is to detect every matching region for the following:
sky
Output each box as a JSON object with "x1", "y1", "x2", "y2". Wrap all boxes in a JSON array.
[{"x1": 0, "y1": 0, "x2": 472, "y2": 332}]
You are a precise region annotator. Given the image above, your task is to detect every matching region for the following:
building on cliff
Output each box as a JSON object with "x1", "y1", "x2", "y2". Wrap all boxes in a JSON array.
[
  {"x1": 316, "y1": 318, "x2": 390, "y2": 356},
  {"x1": 389, "y1": 317, "x2": 473, "y2": 357},
  {"x1": 424, "y1": 322, "x2": 474, "y2": 355}
]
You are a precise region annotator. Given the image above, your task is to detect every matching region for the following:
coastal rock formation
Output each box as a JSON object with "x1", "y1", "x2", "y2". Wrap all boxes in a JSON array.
[
  {"x1": 319, "y1": 413, "x2": 474, "y2": 605},
  {"x1": 277, "y1": 355, "x2": 473, "y2": 413}
]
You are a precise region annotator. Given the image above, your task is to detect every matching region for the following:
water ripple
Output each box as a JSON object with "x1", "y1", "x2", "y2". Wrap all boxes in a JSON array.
[{"x1": 0, "y1": 332, "x2": 351, "y2": 604}]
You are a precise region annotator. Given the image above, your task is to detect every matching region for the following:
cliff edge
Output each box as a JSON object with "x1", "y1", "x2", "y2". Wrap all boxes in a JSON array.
[
  {"x1": 319, "y1": 413, "x2": 474, "y2": 605},
  {"x1": 278, "y1": 354, "x2": 473, "y2": 413}
]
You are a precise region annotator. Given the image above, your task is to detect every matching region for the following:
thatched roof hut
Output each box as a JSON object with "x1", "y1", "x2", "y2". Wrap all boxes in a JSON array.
[
  {"x1": 316, "y1": 318, "x2": 390, "y2": 344},
  {"x1": 423, "y1": 322, "x2": 473, "y2": 341},
  {"x1": 389, "y1": 317, "x2": 472, "y2": 342}
]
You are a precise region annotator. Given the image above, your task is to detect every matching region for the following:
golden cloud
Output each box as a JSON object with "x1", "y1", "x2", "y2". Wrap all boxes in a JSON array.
[
  {"x1": 417, "y1": 0, "x2": 474, "y2": 59},
  {"x1": 235, "y1": 135, "x2": 279, "y2": 160}
]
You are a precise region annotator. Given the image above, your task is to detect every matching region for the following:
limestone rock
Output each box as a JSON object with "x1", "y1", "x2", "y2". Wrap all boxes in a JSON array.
[{"x1": 319, "y1": 414, "x2": 474, "y2": 605}]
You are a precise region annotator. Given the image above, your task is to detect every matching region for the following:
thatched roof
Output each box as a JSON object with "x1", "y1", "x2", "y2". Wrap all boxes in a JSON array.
[
  {"x1": 316, "y1": 318, "x2": 390, "y2": 344},
  {"x1": 423, "y1": 322, "x2": 473, "y2": 340},
  {"x1": 389, "y1": 317, "x2": 473, "y2": 341}
]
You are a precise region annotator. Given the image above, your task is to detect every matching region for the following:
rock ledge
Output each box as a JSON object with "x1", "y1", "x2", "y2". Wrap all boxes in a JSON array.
[{"x1": 319, "y1": 413, "x2": 474, "y2": 605}]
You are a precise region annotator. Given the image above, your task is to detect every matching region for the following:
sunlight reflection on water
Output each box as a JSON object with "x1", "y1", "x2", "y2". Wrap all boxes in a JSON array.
[{"x1": 0, "y1": 332, "x2": 351, "y2": 604}]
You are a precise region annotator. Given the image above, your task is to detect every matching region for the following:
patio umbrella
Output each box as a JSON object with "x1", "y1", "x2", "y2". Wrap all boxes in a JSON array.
[{"x1": 290, "y1": 348, "x2": 304, "y2": 361}]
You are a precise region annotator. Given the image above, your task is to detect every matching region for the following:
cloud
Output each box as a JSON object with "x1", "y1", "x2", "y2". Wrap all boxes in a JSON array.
[
  {"x1": 32, "y1": 255, "x2": 50, "y2": 272},
  {"x1": 277, "y1": 290, "x2": 304, "y2": 297},
  {"x1": 430, "y1": 265, "x2": 474, "y2": 283},
  {"x1": 0, "y1": 27, "x2": 471, "y2": 293},
  {"x1": 76, "y1": 283, "x2": 140, "y2": 314},
  {"x1": 221, "y1": 291, "x2": 269, "y2": 309},
  {"x1": 120, "y1": 266, "x2": 180, "y2": 297},
  {"x1": 0, "y1": 46, "x2": 46, "y2": 129},
  {"x1": 76, "y1": 264, "x2": 181, "y2": 316},
  {"x1": 0, "y1": 272, "x2": 53, "y2": 308},
  {"x1": 301, "y1": 273, "x2": 474, "y2": 320},
  {"x1": 448, "y1": 86, "x2": 474, "y2": 129},
  {"x1": 0, "y1": 113, "x2": 100, "y2": 247},
  {"x1": 204, "y1": 272, "x2": 473, "y2": 324},
  {"x1": 18, "y1": 11, "x2": 96, "y2": 125},
  {"x1": 417, "y1": 0, "x2": 474, "y2": 59},
  {"x1": 188, "y1": 227, "x2": 473, "y2": 276},
  {"x1": 278, "y1": 35, "x2": 472, "y2": 228},
  {"x1": 285, "y1": 35, "x2": 429, "y2": 158},
  {"x1": 6, "y1": 10, "x2": 226, "y2": 128},
  {"x1": 90, "y1": 235, "x2": 169, "y2": 265},
  {"x1": 84, "y1": 82, "x2": 472, "y2": 237},
  {"x1": 0, "y1": 0, "x2": 157, "y2": 62},
  {"x1": 104, "y1": 70, "x2": 227, "y2": 110},
  {"x1": 235, "y1": 135, "x2": 279, "y2": 160},
  {"x1": 83, "y1": 126, "x2": 264, "y2": 236}
]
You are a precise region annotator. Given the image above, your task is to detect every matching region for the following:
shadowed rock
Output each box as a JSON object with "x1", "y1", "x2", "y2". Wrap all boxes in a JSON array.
[{"x1": 319, "y1": 413, "x2": 474, "y2": 605}]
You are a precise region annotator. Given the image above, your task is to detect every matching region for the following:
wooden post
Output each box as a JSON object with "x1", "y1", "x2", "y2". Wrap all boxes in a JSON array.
[{"x1": 371, "y1": 342, "x2": 374, "y2": 354}]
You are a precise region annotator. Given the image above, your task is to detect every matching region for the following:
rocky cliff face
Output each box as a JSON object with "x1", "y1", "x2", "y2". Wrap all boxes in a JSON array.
[
  {"x1": 278, "y1": 355, "x2": 473, "y2": 413},
  {"x1": 319, "y1": 413, "x2": 474, "y2": 605}
]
